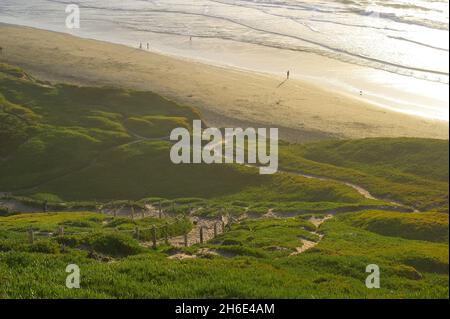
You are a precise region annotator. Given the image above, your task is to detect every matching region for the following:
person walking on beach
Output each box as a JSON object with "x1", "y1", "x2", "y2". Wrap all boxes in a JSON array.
[
  {"x1": 287, "y1": 70, "x2": 290, "y2": 80},
  {"x1": 139, "y1": 42, "x2": 142, "y2": 49},
  {"x1": 147, "y1": 42, "x2": 149, "y2": 50}
]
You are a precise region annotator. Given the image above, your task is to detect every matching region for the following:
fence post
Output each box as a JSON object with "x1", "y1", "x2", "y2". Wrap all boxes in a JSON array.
[
  {"x1": 184, "y1": 232, "x2": 188, "y2": 247},
  {"x1": 226, "y1": 218, "x2": 232, "y2": 231},
  {"x1": 141, "y1": 207, "x2": 145, "y2": 219},
  {"x1": 43, "y1": 200, "x2": 48, "y2": 213},
  {"x1": 200, "y1": 226, "x2": 204, "y2": 244},
  {"x1": 151, "y1": 225, "x2": 157, "y2": 249},
  {"x1": 134, "y1": 227, "x2": 140, "y2": 240},
  {"x1": 59, "y1": 226, "x2": 64, "y2": 237},
  {"x1": 28, "y1": 228, "x2": 34, "y2": 244},
  {"x1": 164, "y1": 224, "x2": 169, "y2": 245}
]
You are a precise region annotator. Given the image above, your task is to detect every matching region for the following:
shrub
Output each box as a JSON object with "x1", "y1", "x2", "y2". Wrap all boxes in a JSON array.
[
  {"x1": 342, "y1": 211, "x2": 449, "y2": 242},
  {"x1": 222, "y1": 239, "x2": 242, "y2": 246},
  {"x1": 85, "y1": 233, "x2": 143, "y2": 257},
  {"x1": 55, "y1": 235, "x2": 80, "y2": 248},
  {"x1": 60, "y1": 220, "x2": 93, "y2": 228},
  {"x1": 402, "y1": 255, "x2": 449, "y2": 274},
  {"x1": 27, "y1": 240, "x2": 60, "y2": 254},
  {"x1": 0, "y1": 206, "x2": 12, "y2": 216}
]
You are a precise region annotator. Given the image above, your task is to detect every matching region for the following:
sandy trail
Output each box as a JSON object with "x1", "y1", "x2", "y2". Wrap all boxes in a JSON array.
[
  {"x1": 290, "y1": 214, "x2": 333, "y2": 256},
  {"x1": 168, "y1": 217, "x2": 222, "y2": 247},
  {"x1": 308, "y1": 214, "x2": 334, "y2": 228},
  {"x1": 279, "y1": 169, "x2": 417, "y2": 211},
  {"x1": 168, "y1": 213, "x2": 334, "y2": 259}
]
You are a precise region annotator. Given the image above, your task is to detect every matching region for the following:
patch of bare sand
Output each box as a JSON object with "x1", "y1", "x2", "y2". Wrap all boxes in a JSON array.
[
  {"x1": 290, "y1": 214, "x2": 334, "y2": 256},
  {"x1": 168, "y1": 253, "x2": 197, "y2": 260},
  {"x1": 290, "y1": 239, "x2": 318, "y2": 255},
  {"x1": 308, "y1": 214, "x2": 334, "y2": 228}
]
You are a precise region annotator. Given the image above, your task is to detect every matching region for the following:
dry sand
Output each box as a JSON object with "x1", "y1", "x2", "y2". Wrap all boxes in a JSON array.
[{"x1": 0, "y1": 23, "x2": 447, "y2": 142}]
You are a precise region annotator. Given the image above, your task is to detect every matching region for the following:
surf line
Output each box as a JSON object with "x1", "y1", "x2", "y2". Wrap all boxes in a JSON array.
[{"x1": 169, "y1": 120, "x2": 279, "y2": 175}]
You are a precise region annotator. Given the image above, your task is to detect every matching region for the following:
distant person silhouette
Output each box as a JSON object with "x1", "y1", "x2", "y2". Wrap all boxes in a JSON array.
[
  {"x1": 287, "y1": 70, "x2": 290, "y2": 79},
  {"x1": 147, "y1": 42, "x2": 149, "y2": 50},
  {"x1": 139, "y1": 42, "x2": 142, "y2": 49}
]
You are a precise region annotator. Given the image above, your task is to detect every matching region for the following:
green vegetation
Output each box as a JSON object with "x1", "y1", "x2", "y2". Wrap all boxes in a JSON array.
[
  {"x1": 279, "y1": 139, "x2": 449, "y2": 212},
  {"x1": 0, "y1": 63, "x2": 448, "y2": 299},
  {"x1": 0, "y1": 212, "x2": 191, "y2": 259},
  {"x1": 0, "y1": 63, "x2": 388, "y2": 214},
  {"x1": 340, "y1": 210, "x2": 449, "y2": 242},
  {"x1": 0, "y1": 212, "x2": 447, "y2": 298},
  {"x1": 125, "y1": 115, "x2": 191, "y2": 138},
  {"x1": 207, "y1": 217, "x2": 319, "y2": 258}
]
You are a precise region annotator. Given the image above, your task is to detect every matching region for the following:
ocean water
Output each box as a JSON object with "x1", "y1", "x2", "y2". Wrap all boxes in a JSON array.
[{"x1": 0, "y1": 0, "x2": 448, "y2": 120}]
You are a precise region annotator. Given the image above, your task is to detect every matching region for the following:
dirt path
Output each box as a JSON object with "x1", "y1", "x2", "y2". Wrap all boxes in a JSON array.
[
  {"x1": 280, "y1": 169, "x2": 416, "y2": 211},
  {"x1": 168, "y1": 212, "x2": 334, "y2": 260},
  {"x1": 100, "y1": 204, "x2": 334, "y2": 256},
  {"x1": 217, "y1": 140, "x2": 418, "y2": 212},
  {"x1": 167, "y1": 213, "x2": 233, "y2": 247},
  {"x1": 290, "y1": 214, "x2": 333, "y2": 256},
  {"x1": 1, "y1": 130, "x2": 417, "y2": 214}
]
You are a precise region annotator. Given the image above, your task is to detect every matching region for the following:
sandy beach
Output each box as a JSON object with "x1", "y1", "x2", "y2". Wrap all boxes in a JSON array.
[{"x1": 0, "y1": 23, "x2": 448, "y2": 142}]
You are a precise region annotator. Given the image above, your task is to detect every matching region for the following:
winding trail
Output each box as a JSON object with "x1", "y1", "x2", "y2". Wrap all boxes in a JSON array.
[
  {"x1": 0, "y1": 165, "x2": 416, "y2": 214},
  {"x1": 167, "y1": 212, "x2": 335, "y2": 260},
  {"x1": 216, "y1": 138, "x2": 417, "y2": 211},
  {"x1": 1, "y1": 131, "x2": 417, "y2": 213},
  {"x1": 280, "y1": 169, "x2": 416, "y2": 211},
  {"x1": 167, "y1": 215, "x2": 228, "y2": 247}
]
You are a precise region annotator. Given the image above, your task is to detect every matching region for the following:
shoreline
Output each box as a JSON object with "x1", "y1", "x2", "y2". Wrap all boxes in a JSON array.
[
  {"x1": 0, "y1": 23, "x2": 448, "y2": 142},
  {"x1": 1, "y1": 14, "x2": 447, "y2": 121}
]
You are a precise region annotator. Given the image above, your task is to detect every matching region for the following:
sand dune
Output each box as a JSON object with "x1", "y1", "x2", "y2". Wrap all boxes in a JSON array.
[{"x1": 0, "y1": 23, "x2": 447, "y2": 142}]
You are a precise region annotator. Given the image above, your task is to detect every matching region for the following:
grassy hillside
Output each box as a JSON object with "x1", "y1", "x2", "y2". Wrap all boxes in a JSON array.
[
  {"x1": 0, "y1": 63, "x2": 385, "y2": 215},
  {"x1": 1, "y1": 63, "x2": 447, "y2": 213},
  {"x1": 279, "y1": 139, "x2": 449, "y2": 212},
  {"x1": 340, "y1": 211, "x2": 449, "y2": 242},
  {"x1": 301, "y1": 138, "x2": 448, "y2": 182},
  {"x1": 0, "y1": 63, "x2": 448, "y2": 299},
  {"x1": 0, "y1": 211, "x2": 447, "y2": 298}
]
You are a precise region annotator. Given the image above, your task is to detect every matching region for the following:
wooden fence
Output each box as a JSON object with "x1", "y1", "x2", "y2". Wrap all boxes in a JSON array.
[{"x1": 23, "y1": 214, "x2": 233, "y2": 249}]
